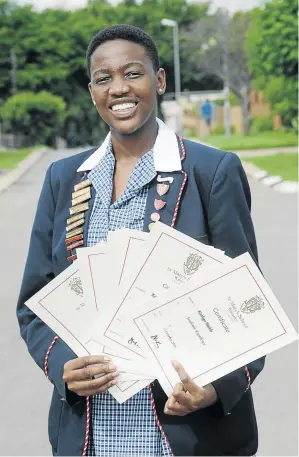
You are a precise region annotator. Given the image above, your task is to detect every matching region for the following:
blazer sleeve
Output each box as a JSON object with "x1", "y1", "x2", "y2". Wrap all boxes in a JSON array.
[
  {"x1": 207, "y1": 152, "x2": 265, "y2": 415},
  {"x1": 16, "y1": 164, "x2": 78, "y2": 402}
]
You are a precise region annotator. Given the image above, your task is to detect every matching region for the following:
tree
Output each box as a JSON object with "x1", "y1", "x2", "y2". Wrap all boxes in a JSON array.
[
  {"x1": 0, "y1": 0, "x2": 211, "y2": 146},
  {"x1": 246, "y1": 0, "x2": 298, "y2": 127},
  {"x1": 114, "y1": 0, "x2": 209, "y2": 92},
  {"x1": 183, "y1": 9, "x2": 253, "y2": 135},
  {"x1": 0, "y1": 91, "x2": 66, "y2": 146}
]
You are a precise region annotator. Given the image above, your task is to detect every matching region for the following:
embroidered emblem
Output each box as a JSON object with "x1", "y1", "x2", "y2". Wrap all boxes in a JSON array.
[
  {"x1": 69, "y1": 202, "x2": 89, "y2": 215},
  {"x1": 72, "y1": 188, "x2": 91, "y2": 207},
  {"x1": 74, "y1": 179, "x2": 91, "y2": 192},
  {"x1": 67, "y1": 254, "x2": 77, "y2": 262},
  {"x1": 66, "y1": 218, "x2": 84, "y2": 232},
  {"x1": 65, "y1": 234, "x2": 84, "y2": 245},
  {"x1": 66, "y1": 227, "x2": 83, "y2": 239},
  {"x1": 66, "y1": 240, "x2": 84, "y2": 251},
  {"x1": 72, "y1": 187, "x2": 91, "y2": 200},
  {"x1": 67, "y1": 213, "x2": 85, "y2": 225}
]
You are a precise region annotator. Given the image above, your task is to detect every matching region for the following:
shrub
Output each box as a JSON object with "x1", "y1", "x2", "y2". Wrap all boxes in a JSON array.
[
  {"x1": 212, "y1": 125, "x2": 236, "y2": 135},
  {"x1": 0, "y1": 91, "x2": 66, "y2": 146},
  {"x1": 250, "y1": 115, "x2": 273, "y2": 133}
]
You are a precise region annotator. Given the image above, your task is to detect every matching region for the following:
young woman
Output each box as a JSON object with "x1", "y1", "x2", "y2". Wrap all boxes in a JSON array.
[{"x1": 17, "y1": 24, "x2": 265, "y2": 457}]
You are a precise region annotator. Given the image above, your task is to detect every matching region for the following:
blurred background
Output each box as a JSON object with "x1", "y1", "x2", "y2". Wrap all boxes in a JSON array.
[{"x1": 0, "y1": 0, "x2": 298, "y2": 455}]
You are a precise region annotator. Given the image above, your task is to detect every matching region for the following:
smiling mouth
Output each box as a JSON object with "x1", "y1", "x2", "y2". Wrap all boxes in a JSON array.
[{"x1": 109, "y1": 102, "x2": 138, "y2": 118}]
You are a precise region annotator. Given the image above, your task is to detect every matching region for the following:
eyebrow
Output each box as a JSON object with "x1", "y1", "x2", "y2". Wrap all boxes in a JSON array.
[{"x1": 93, "y1": 61, "x2": 144, "y2": 77}]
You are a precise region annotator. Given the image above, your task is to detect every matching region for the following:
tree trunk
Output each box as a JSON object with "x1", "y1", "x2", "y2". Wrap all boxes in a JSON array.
[{"x1": 240, "y1": 88, "x2": 251, "y2": 135}]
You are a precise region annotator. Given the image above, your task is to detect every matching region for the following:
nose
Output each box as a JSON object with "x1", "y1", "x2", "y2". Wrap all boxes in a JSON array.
[{"x1": 109, "y1": 76, "x2": 130, "y2": 96}]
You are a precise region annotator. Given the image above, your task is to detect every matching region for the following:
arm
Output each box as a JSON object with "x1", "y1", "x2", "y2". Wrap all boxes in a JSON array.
[
  {"x1": 16, "y1": 164, "x2": 79, "y2": 403},
  {"x1": 207, "y1": 152, "x2": 265, "y2": 415}
]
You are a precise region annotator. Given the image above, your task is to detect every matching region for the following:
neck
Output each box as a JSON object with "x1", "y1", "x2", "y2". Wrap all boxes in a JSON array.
[{"x1": 111, "y1": 116, "x2": 158, "y2": 163}]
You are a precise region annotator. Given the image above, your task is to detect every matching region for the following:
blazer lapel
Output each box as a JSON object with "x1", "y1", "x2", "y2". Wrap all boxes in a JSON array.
[{"x1": 143, "y1": 136, "x2": 188, "y2": 232}]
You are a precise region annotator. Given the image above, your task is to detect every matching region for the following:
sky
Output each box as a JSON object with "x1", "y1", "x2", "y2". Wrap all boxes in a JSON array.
[{"x1": 16, "y1": 0, "x2": 263, "y2": 13}]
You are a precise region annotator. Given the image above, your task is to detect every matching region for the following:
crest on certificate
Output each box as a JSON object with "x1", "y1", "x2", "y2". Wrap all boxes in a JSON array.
[
  {"x1": 69, "y1": 277, "x2": 83, "y2": 297},
  {"x1": 241, "y1": 295, "x2": 265, "y2": 314},
  {"x1": 183, "y1": 253, "x2": 204, "y2": 275}
]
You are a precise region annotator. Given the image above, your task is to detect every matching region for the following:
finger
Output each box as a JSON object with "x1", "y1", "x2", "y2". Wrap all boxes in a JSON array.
[
  {"x1": 164, "y1": 402, "x2": 188, "y2": 416},
  {"x1": 165, "y1": 394, "x2": 177, "y2": 411},
  {"x1": 171, "y1": 361, "x2": 198, "y2": 396},
  {"x1": 68, "y1": 370, "x2": 119, "y2": 394},
  {"x1": 65, "y1": 355, "x2": 111, "y2": 371},
  {"x1": 172, "y1": 390, "x2": 193, "y2": 408},
  {"x1": 173, "y1": 383, "x2": 185, "y2": 397},
  {"x1": 78, "y1": 379, "x2": 118, "y2": 396},
  {"x1": 64, "y1": 363, "x2": 117, "y2": 383}
]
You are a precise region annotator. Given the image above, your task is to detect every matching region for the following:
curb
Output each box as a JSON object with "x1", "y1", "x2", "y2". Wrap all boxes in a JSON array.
[
  {"x1": 0, "y1": 147, "x2": 49, "y2": 196},
  {"x1": 242, "y1": 161, "x2": 298, "y2": 194}
]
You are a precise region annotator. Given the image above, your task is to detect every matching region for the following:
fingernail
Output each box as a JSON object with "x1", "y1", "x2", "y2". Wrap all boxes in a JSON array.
[
  {"x1": 109, "y1": 364, "x2": 117, "y2": 371},
  {"x1": 104, "y1": 356, "x2": 112, "y2": 362},
  {"x1": 172, "y1": 360, "x2": 179, "y2": 369},
  {"x1": 110, "y1": 380, "x2": 117, "y2": 386},
  {"x1": 112, "y1": 371, "x2": 120, "y2": 378}
]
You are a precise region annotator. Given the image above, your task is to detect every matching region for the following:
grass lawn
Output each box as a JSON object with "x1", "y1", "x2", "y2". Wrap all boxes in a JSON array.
[
  {"x1": 0, "y1": 146, "x2": 43, "y2": 170},
  {"x1": 192, "y1": 131, "x2": 298, "y2": 151},
  {"x1": 243, "y1": 153, "x2": 298, "y2": 181}
]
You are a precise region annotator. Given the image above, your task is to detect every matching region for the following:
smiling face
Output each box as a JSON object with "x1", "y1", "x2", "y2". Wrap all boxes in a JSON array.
[{"x1": 88, "y1": 39, "x2": 166, "y2": 136}]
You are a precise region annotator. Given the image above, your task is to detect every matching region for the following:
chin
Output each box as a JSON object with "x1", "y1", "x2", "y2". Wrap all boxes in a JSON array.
[{"x1": 109, "y1": 116, "x2": 148, "y2": 136}]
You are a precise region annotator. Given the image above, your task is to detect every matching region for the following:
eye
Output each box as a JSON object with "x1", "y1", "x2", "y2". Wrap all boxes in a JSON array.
[
  {"x1": 95, "y1": 77, "x2": 110, "y2": 84},
  {"x1": 126, "y1": 72, "x2": 142, "y2": 79}
]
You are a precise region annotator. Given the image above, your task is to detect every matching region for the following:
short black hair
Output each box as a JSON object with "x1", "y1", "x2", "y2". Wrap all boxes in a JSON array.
[{"x1": 86, "y1": 24, "x2": 160, "y2": 78}]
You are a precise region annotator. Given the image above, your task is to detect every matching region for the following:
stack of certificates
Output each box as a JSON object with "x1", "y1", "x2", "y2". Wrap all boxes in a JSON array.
[{"x1": 26, "y1": 222, "x2": 298, "y2": 403}]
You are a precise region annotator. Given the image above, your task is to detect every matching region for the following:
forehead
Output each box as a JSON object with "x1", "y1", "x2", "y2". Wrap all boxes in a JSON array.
[{"x1": 90, "y1": 39, "x2": 150, "y2": 71}]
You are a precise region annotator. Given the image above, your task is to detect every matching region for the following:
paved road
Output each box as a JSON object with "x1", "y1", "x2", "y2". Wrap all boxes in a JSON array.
[{"x1": 0, "y1": 149, "x2": 297, "y2": 456}]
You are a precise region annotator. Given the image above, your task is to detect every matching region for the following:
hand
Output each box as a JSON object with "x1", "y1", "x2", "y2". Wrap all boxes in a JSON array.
[
  {"x1": 63, "y1": 355, "x2": 119, "y2": 396},
  {"x1": 164, "y1": 361, "x2": 218, "y2": 416}
]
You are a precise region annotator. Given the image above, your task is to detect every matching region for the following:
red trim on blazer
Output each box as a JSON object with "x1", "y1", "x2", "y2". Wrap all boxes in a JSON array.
[
  {"x1": 44, "y1": 336, "x2": 90, "y2": 457},
  {"x1": 44, "y1": 336, "x2": 59, "y2": 381},
  {"x1": 148, "y1": 385, "x2": 174, "y2": 455},
  {"x1": 244, "y1": 365, "x2": 251, "y2": 392}
]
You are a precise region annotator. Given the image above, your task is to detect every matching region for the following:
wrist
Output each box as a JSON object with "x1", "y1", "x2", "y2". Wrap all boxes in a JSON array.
[{"x1": 201, "y1": 384, "x2": 218, "y2": 408}]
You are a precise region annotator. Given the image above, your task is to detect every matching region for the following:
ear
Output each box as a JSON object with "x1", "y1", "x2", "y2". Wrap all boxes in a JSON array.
[
  {"x1": 88, "y1": 81, "x2": 93, "y2": 99},
  {"x1": 88, "y1": 82, "x2": 96, "y2": 106},
  {"x1": 156, "y1": 68, "x2": 166, "y2": 95}
]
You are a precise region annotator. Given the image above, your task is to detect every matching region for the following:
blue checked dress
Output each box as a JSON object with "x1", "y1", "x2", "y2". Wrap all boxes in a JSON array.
[{"x1": 86, "y1": 143, "x2": 172, "y2": 457}]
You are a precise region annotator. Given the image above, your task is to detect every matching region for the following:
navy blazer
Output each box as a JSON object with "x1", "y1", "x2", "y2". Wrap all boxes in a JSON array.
[{"x1": 17, "y1": 138, "x2": 265, "y2": 456}]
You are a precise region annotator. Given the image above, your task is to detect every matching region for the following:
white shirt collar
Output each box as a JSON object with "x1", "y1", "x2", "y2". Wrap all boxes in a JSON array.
[{"x1": 77, "y1": 118, "x2": 182, "y2": 173}]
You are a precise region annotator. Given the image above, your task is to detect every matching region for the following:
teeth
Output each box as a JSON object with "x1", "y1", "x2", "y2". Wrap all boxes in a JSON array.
[{"x1": 112, "y1": 103, "x2": 136, "y2": 112}]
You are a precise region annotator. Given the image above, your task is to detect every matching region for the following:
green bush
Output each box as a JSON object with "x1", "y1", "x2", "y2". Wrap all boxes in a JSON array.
[
  {"x1": 212, "y1": 125, "x2": 236, "y2": 135},
  {"x1": 250, "y1": 115, "x2": 273, "y2": 133},
  {"x1": 213, "y1": 93, "x2": 239, "y2": 107},
  {"x1": 0, "y1": 91, "x2": 66, "y2": 147}
]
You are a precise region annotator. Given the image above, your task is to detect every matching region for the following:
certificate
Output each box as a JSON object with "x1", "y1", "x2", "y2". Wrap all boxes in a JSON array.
[
  {"x1": 25, "y1": 263, "x2": 92, "y2": 357},
  {"x1": 129, "y1": 253, "x2": 298, "y2": 395},
  {"x1": 25, "y1": 261, "x2": 156, "y2": 390},
  {"x1": 93, "y1": 222, "x2": 230, "y2": 358}
]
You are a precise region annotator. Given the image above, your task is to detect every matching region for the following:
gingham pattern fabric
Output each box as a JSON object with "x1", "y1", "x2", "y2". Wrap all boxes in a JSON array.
[{"x1": 86, "y1": 143, "x2": 171, "y2": 457}]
